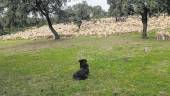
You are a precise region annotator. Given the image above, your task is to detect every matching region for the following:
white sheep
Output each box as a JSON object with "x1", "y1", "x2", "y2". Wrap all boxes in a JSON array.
[
  {"x1": 164, "y1": 32, "x2": 170, "y2": 40},
  {"x1": 156, "y1": 31, "x2": 170, "y2": 40},
  {"x1": 156, "y1": 32, "x2": 165, "y2": 40}
]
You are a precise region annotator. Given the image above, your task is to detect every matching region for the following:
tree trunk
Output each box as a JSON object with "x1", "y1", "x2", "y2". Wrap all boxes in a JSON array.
[
  {"x1": 45, "y1": 14, "x2": 60, "y2": 40},
  {"x1": 142, "y1": 19, "x2": 148, "y2": 39},
  {"x1": 115, "y1": 17, "x2": 118, "y2": 22},
  {"x1": 167, "y1": 0, "x2": 170, "y2": 15},
  {"x1": 141, "y1": 7, "x2": 148, "y2": 39},
  {"x1": 35, "y1": 0, "x2": 60, "y2": 39}
]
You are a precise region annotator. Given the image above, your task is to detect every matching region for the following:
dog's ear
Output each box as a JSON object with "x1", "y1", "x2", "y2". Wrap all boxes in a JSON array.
[
  {"x1": 79, "y1": 59, "x2": 82, "y2": 63},
  {"x1": 79, "y1": 59, "x2": 87, "y2": 63},
  {"x1": 83, "y1": 59, "x2": 87, "y2": 63}
]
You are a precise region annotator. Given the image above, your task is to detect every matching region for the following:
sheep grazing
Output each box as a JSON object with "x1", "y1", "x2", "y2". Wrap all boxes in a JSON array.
[
  {"x1": 164, "y1": 32, "x2": 170, "y2": 40},
  {"x1": 73, "y1": 59, "x2": 89, "y2": 80},
  {"x1": 156, "y1": 32, "x2": 165, "y2": 40},
  {"x1": 156, "y1": 31, "x2": 170, "y2": 40}
]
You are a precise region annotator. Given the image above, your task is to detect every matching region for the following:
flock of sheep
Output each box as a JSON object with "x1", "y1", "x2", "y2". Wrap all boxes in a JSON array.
[
  {"x1": 0, "y1": 16, "x2": 170, "y2": 40},
  {"x1": 156, "y1": 30, "x2": 170, "y2": 40}
]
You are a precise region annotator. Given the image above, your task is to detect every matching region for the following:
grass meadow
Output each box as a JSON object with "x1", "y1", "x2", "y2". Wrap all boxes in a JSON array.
[{"x1": 0, "y1": 32, "x2": 170, "y2": 96}]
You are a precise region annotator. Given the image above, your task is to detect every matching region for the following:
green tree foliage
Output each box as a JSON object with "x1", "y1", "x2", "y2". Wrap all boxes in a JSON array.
[
  {"x1": 0, "y1": 0, "x2": 25, "y2": 35},
  {"x1": 71, "y1": 1, "x2": 91, "y2": 20},
  {"x1": 129, "y1": 0, "x2": 164, "y2": 39},
  {"x1": 56, "y1": 9, "x2": 71, "y2": 23},
  {"x1": 108, "y1": 0, "x2": 128, "y2": 19},
  {"x1": 0, "y1": 4, "x2": 4, "y2": 34},
  {"x1": 64, "y1": 1, "x2": 107, "y2": 29},
  {"x1": 0, "y1": 0, "x2": 68, "y2": 39},
  {"x1": 0, "y1": 0, "x2": 107, "y2": 35},
  {"x1": 66, "y1": 1, "x2": 107, "y2": 20},
  {"x1": 167, "y1": 0, "x2": 170, "y2": 15},
  {"x1": 73, "y1": 16, "x2": 82, "y2": 29},
  {"x1": 108, "y1": 0, "x2": 166, "y2": 39},
  {"x1": 0, "y1": 18, "x2": 4, "y2": 35},
  {"x1": 91, "y1": 6, "x2": 107, "y2": 19},
  {"x1": 24, "y1": 0, "x2": 68, "y2": 39},
  {"x1": 152, "y1": 0, "x2": 167, "y2": 16}
]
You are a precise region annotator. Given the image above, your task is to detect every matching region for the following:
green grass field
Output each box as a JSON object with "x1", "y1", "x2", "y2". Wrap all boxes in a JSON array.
[{"x1": 0, "y1": 33, "x2": 170, "y2": 96}]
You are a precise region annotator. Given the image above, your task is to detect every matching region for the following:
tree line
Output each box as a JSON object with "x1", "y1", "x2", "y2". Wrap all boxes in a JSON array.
[
  {"x1": 0, "y1": 0, "x2": 170, "y2": 39},
  {"x1": 0, "y1": 0, "x2": 107, "y2": 39}
]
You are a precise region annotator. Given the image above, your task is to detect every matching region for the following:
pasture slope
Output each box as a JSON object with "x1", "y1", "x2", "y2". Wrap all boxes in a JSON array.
[{"x1": 0, "y1": 32, "x2": 170, "y2": 96}]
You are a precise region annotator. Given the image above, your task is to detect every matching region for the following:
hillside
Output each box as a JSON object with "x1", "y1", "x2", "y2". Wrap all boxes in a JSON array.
[{"x1": 0, "y1": 16, "x2": 170, "y2": 40}]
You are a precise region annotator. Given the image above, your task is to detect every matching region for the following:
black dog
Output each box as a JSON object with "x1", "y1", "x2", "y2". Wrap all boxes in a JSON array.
[{"x1": 73, "y1": 59, "x2": 89, "y2": 80}]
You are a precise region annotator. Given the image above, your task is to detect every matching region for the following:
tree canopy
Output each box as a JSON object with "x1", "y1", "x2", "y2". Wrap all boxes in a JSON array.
[
  {"x1": 108, "y1": 0, "x2": 128, "y2": 18},
  {"x1": 0, "y1": 0, "x2": 68, "y2": 39},
  {"x1": 108, "y1": 0, "x2": 168, "y2": 38},
  {"x1": 65, "y1": 1, "x2": 107, "y2": 20}
]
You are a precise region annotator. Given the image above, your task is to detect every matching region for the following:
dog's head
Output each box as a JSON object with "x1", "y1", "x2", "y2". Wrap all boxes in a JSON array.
[
  {"x1": 79, "y1": 59, "x2": 88, "y2": 69},
  {"x1": 79, "y1": 59, "x2": 87, "y2": 64}
]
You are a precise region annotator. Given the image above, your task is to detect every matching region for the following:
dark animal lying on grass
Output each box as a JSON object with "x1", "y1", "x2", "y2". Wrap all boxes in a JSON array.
[{"x1": 73, "y1": 59, "x2": 89, "y2": 80}]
